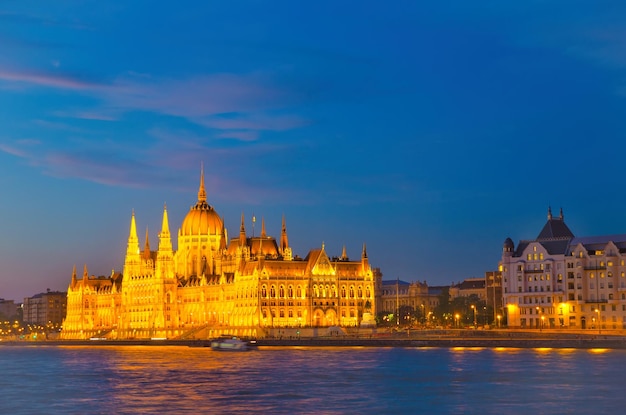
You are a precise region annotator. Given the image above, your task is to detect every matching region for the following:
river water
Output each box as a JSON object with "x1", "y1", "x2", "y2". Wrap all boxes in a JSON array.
[{"x1": 0, "y1": 345, "x2": 623, "y2": 414}]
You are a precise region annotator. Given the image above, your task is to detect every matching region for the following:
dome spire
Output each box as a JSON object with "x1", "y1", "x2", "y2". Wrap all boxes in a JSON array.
[{"x1": 198, "y1": 162, "x2": 207, "y2": 203}]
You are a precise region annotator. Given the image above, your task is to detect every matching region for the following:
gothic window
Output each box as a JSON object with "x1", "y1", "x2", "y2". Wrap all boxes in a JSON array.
[
  {"x1": 279, "y1": 286, "x2": 285, "y2": 298},
  {"x1": 270, "y1": 285, "x2": 276, "y2": 298},
  {"x1": 358, "y1": 286, "x2": 362, "y2": 298},
  {"x1": 366, "y1": 287, "x2": 371, "y2": 298},
  {"x1": 349, "y1": 286, "x2": 355, "y2": 298},
  {"x1": 341, "y1": 286, "x2": 346, "y2": 298},
  {"x1": 296, "y1": 286, "x2": 302, "y2": 298},
  {"x1": 288, "y1": 286, "x2": 293, "y2": 298}
]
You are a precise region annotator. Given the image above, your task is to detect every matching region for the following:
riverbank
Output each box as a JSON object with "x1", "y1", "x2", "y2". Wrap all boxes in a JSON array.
[{"x1": 2, "y1": 330, "x2": 626, "y2": 349}]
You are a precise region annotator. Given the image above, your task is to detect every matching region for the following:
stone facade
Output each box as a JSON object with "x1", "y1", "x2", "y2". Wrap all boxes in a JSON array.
[
  {"x1": 62, "y1": 170, "x2": 379, "y2": 339},
  {"x1": 500, "y1": 208, "x2": 626, "y2": 330}
]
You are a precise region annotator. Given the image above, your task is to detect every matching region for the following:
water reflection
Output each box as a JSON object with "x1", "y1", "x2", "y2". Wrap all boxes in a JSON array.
[{"x1": 1, "y1": 345, "x2": 626, "y2": 414}]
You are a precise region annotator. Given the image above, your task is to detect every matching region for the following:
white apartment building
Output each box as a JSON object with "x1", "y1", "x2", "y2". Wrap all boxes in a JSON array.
[{"x1": 500, "y1": 208, "x2": 626, "y2": 330}]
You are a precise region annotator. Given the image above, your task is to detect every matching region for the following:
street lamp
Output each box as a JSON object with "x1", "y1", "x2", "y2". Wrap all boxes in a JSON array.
[
  {"x1": 496, "y1": 314, "x2": 501, "y2": 328},
  {"x1": 595, "y1": 308, "x2": 601, "y2": 334},
  {"x1": 536, "y1": 307, "x2": 542, "y2": 332},
  {"x1": 470, "y1": 305, "x2": 477, "y2": 328},
  {"x1": 455, "y1": 313, "x2": 460, "y2": 328}
]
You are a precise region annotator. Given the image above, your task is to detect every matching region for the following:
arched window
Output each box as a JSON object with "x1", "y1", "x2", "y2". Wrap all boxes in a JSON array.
[
  {"x1": 279, "y1": 285, "x2": 285, "y2": 298},
  {"x1": 270, "y1": 285, "x2": 276, "y2": 298},
  {"x1": 341, "y1": 286, "x2": 346, "y2": 298},
  {"x1": 349, "y1": 286, "x2": 355, "y2": 298},
  {"x1": 366, "y1": 287, "x2": 371, "y2": 298},
  {"x1": 261, "y1": 285, "x2": 267, "y2": 298},
  {"x1": 358, "y1": 286, "x2": 363, "y2": 298},
  {"x1": 288, "y1": 286, "x2": 293, "y2": 298},
  {"x1": 296, "y1": 286, "x2": 302, "y2": 298}
]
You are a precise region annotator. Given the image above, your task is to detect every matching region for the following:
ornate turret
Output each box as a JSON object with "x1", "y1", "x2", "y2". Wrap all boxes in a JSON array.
[
  {"x1": 239, "y1": 212, "x2": 247, "y2": 246},
  {"x1": 280, "y1": 215, "x2": 288, "y2": 252},
  {"x1": 503, "y1": 237, "x2": 514, "y2": 256},
  {"x1": 124, "y1": 210, "x2": 142, "y2": 277},
  {"x1": 156, "y1": 204, "x2": 174, "y2": 279}
]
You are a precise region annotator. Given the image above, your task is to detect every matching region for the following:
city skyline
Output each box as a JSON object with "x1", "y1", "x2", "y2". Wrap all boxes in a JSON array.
[{"x1": 3, "y1": 2, "x2": 626, "y2": 301}]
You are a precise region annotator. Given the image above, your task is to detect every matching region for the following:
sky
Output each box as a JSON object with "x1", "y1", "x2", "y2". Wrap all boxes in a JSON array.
[{"x1": 2, "y1": 1, "x2": 626, "y2": 301}]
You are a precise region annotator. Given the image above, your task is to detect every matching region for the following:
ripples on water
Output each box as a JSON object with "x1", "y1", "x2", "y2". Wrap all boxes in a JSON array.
[{"x1": 0, "y1": 345, "x2": 624, "y2": 414}]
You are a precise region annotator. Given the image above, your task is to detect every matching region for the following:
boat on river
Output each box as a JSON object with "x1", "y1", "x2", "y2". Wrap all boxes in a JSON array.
[{"x1": 210, "y1": 336, "x2": 249, "y2": 351}]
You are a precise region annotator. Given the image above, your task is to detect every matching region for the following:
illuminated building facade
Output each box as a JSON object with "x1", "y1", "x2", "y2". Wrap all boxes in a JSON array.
[
  {"x1": 500, "y1": 208, "x2": 626, "y2": 330},
  {"x1": 62, "y1": 170, "x2": 378, "y2": 339},
  {"x1": 23, "y1": 289, "x2": 67, "y2": 327},
  {"x1": 378, "y1": 280, "x2": 439, "y2": 324}
]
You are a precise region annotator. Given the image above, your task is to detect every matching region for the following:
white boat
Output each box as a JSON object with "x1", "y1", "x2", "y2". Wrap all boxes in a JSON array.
[{"x1": 210, "y1": 336, "x2": 249, "y2": 351}]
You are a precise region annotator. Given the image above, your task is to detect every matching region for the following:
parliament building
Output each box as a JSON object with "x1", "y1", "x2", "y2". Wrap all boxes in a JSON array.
[{"x1": 61, "y1": 170, "x2": 379, "y2": 339}]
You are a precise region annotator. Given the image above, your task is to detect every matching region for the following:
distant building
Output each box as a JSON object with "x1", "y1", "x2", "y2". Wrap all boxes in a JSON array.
[
  {"x1": 379, "y1": 279, "x2": 440, "y2": 323},
  {"x1": 500, "y1": 208, "x2": 626, "y2": 330},
  {"x1": 449, "y1": 278, "x2": 486, "y2": 301},
  {"x1": 23, "y1": 290, "x2": 67, "y2": 327},
  {"x1": 0, "y1": 299, "x2": 19, "y2": 320}
]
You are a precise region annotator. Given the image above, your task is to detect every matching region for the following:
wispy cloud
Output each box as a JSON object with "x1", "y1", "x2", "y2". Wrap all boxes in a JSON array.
[
  {"x1": 0, "y1": 68, "x2": 100, "y2": 90},
  {"x1": 0, "y1": 67, "x2": 306, "y2": 140},
  {"x1": 0, "y1": 139, "x2": 40, "y2": 158}
]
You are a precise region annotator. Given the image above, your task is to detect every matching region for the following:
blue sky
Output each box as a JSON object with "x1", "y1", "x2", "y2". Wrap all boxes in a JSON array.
[{"x1": 2, "y1": 1, "x2": 626, "y2": 301}]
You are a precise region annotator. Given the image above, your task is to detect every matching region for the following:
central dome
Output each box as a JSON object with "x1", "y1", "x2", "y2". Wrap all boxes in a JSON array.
[
  {"x1": 180, "y1": 167, "x2": 222, "y2": 236},
  {"x1": 181, "y1": 200, "x2": 222, "y2": 236}
]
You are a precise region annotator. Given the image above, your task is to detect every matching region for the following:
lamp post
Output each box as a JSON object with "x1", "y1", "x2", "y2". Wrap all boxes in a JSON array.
[
  {"x1": 497, "y1": 314, "x2": 501, "y2": 328},
  {"x1": 471, "y1": 305, "x2": 476, "y2": 328},
  {"x1": 595, "y1": 308, "x2": 601, "y2": 334},
  {"x1": 536, "y1": 307, "x2": 542, "y2": 332},
  {"x1": 455, "y1": 313, "x2": 460, "y2": 328},
  {"x1": 483, "y1": 306, "x2": 487, "y2": 327}
]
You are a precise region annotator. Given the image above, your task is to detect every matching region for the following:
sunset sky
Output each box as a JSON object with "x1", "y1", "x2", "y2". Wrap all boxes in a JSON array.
[{"x1": 2, "y1": 1, "x2": 626, "y2": 301}]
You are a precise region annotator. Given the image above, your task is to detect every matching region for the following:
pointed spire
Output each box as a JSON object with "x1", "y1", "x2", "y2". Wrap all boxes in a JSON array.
[
  {"x1": 71, "y1": 264, "x2": 77, "y2": 287},
  {"x1": 280, "y1": 214, "x2": 289, "y2": 254},
  {"x1": 143, "y1": 227, "x2": 151, "y2": 260},
  {"x1": 198, "y1": 162, "x2": 207, "y2": 202},
  {"x1": 82, "y1": 264, "x2": 88, "y2": 281},
  {"x1": 341, "y1": 245, "x2": 348, "y2": 260},
  {"x1": 559, "y1": 207, "x2": 564, "y2": 220},
  {"x1": 126, "y1": 210, "x2": 140, "y2": 257},
  {"x1": 261, "y1": 217, "x2": 267, "y2": 238},
  {"x1": 547, "y1": 206, "x2": 553, "y2": 220},
  {"x1": 161, "y1": 203, "x2": 170, "y2": 236},
  {"x1": 361, "y1": 243, "x2": 369, "y2": 273},
  {"x1": 239, "y1": 212, "x2": 247, "y2": 246}
]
